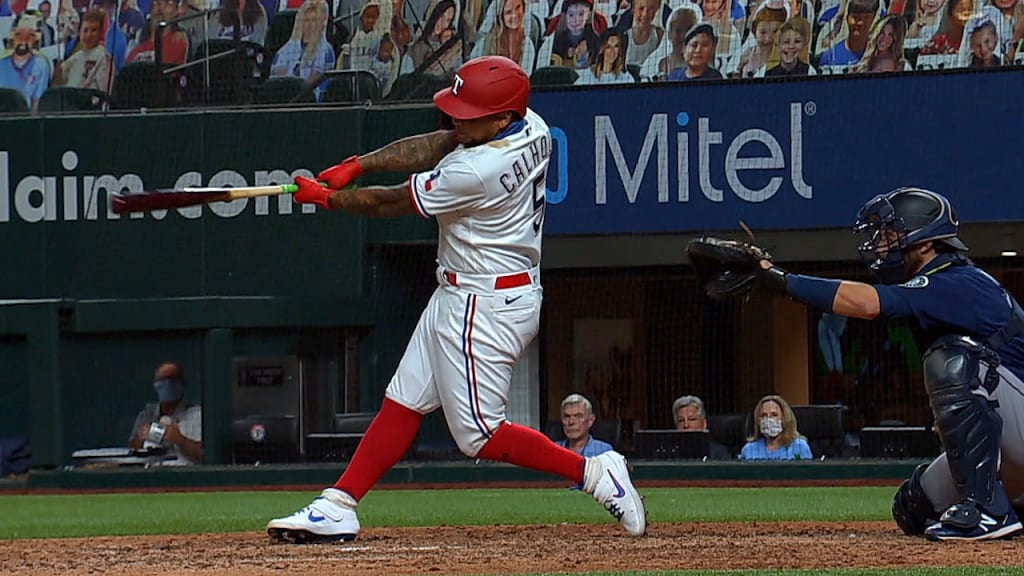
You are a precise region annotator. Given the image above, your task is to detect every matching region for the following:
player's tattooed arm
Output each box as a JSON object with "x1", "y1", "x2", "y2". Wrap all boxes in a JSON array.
[
  {"x1": 327, "y1": 184, "x2": 415, "y2": 217},
  {"x1": 358, "y1": 130, "x2": 459, "y2": 174}
]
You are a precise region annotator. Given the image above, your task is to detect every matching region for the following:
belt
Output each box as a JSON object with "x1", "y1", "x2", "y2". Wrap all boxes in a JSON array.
[
  {"x1": 443, "y1": 270, "x2": 531, "y2": 289},
  {"x1": 438, "y1": 266, "x2": 539, "y2": 293}
]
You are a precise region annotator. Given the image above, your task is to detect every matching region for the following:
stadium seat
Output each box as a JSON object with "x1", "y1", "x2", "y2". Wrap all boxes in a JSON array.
[
  {"x1": 322, "y1": 70, "x2": 382, "y2": 104},
  {"x1": 188, "y1": 39, "x2": 265, "y2": 105},
  {"x1": 591, "y1": 418, "x2": 622, "y2": 448},
  {"x1": 110, "y1": 61, "x2": 173, "y2": 110},
  {"x1": 386, "y1": 72, "x2": 449, "y2": 102},
  {"x1": 38, "y1": 86, "x2": 108, "y2": 113},
  {"x1": 262, "y1": 9, "x2": 297, "y2": 76},
  {"x1": 0, "y1": 87, "x2": 30, "y2": 114},
  {"x1": 791, "y1": 404, "x2": 846, "y2": 459},
  {"x1": 305, "y1": 412, "x2": 376, "y2": 463},
  {"x1": 530, "y1": 65, "x2": 578, "y2": 87},
  {"x1": 333, "y1": 412, "x2": 376, "y2": 433},
  {"x1": 255, "y1": 75, "x2": 316, "y2": 104},
  {"x1": 232, "y1": 414, "x2": 300, "y2": 464},
  {"x1": 706, "y1": 413, "x2": 748, "y2": 457}
]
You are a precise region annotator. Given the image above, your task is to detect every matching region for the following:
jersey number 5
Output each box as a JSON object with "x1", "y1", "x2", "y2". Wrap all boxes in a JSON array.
[{"x1": 531, "y1": 174, "x2": 545, "y2": 235}]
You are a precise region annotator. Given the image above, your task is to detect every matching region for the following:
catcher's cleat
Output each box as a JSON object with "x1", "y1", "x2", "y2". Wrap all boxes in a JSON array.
[
  {"x1": 584, "y1": 451, "x2": 647, "y2": 536},
  {"x1": 266, "y1": 488, "x2": 360, "y2": 543},
  {"x1": 924, "y1": 501, "x2": 1023, "y2": 542}
]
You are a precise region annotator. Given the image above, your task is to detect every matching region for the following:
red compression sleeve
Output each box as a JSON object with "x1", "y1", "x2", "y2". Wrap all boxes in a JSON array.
[
  {"x1": 476, "y1": 422, "x2": 586, "y2": 485},
  {"x1": 333, "y1": 397, "x2": 422, "y2": 501}
]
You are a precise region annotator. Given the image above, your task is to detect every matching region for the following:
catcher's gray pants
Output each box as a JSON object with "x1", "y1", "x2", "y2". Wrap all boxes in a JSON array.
[{"x1": 921, "y1": 362, "x2": 1024, "y2": 511}]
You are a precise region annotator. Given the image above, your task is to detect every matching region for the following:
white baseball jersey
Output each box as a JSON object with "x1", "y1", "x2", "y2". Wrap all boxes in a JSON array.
[
  {"x1": 408, "y1": 108, "x2": 551, "y2": 276},
  {"x1": 386, "y1": 108, "x2": 552, "y2": 457}
]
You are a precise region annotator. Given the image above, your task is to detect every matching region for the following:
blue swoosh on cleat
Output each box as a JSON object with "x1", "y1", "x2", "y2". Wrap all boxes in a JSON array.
[
  {"x1": 608, "y1": 471, "x2": 626, "y2": 498},
  {"x1": 308, "y1": 511, "x2": 326, "y2": 522}
]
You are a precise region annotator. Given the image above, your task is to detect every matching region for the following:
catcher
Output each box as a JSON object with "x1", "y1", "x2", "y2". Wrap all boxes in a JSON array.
[{"x1": 688, "y1": 187, "x2": 1024, "y2": 541}]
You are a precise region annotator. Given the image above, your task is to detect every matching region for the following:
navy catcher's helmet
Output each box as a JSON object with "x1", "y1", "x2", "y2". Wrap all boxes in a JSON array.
[{"x1": 854, "y1": 187, "x2": 968, "y2": 284}]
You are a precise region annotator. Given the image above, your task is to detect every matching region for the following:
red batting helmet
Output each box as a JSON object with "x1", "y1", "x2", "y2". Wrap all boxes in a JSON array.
[{"x1": 433, "y1": 56, "x2": 530, "y2": 120}]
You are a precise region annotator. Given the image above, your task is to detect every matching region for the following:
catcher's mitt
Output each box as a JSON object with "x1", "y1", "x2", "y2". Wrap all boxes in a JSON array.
[{"x1": 686, "y1": 235, "x2": 775, "y2": 300}]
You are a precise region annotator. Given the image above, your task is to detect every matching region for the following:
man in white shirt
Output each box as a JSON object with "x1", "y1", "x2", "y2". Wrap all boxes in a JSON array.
[{"x1": 55, "y1": 8, "x2": 113, "y2": 93}]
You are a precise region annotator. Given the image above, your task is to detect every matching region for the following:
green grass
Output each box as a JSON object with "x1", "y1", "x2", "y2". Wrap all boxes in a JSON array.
[
  {"x1": 1, "y1": 488, "x2": 1016, "y2": 575},
  {"x1": 0, "y1": 487, "x2": 894, "y2": 539}
]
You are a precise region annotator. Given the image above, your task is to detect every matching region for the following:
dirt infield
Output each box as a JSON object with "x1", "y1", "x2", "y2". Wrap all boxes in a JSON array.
[{"x1": 4, "y1": 522, "x2": 1024, "y2": 575}]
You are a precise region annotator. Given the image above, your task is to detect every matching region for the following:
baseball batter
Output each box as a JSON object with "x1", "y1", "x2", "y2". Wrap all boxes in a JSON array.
[
  {"x1": 752, "y1": 188, "x2": 1024, "y2": 541},
  {"x1": 266, "y1": 56, "x2": 645, "y2": 543}
]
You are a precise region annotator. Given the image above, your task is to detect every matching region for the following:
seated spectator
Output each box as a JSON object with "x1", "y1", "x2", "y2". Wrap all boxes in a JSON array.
[
  {"x1": 556, "y1": 393, "x2": 614, "y2": 456},
  {"x1": 817, "y1": 0, "x2": 878, "y2": 68},
  {"x1": 207, "y1": 0, "x2": 269, "y2": 45},
  {"x1": 85, "y1": 0, "x2": 128, "y2": 70},
  {"x1": 739, "y1": 394, "x2": 813, "y2": 461},
  {"x1": 666, "y1": 23, "x2": 723, "y2": 80},
  {"x1": 546, "y1": 0, "x2": 600, "y2": 69},
  {"x1": 987, "y1": 0, "x2": 1023, "y2": 61},
  {"x1": 918, "y1": 0, "x2": 972, "y2": 63},
  {"x1": 850, "y1": 13, "x2": 908, "y2": 73},
  {"x1": 469, "y1": 0, "x2": 536, "y2": 74},
  {"x1": 474, "y1": 0, "x2": 546, "y2": 47},
  {"x1": 55, "y1": 8, "x2": 114, "y2": 92},
  {"x1": 699, "y1": 0, "x2": 741, "y2": 72},
  {"x1": 38, "y1": 0, "x2": 57, "y2": 47},
  {"x1": 758, "y1": 16, "x2": 817, "y2": 76},
  {"x1": 128, "y1": 362, "x2": 204, "y2": 465},
  {"x1": 624, "y1": 0, "x2": 663, "y2": 67},
  {"x1": 403, "y1": 0, "x2": 463, "y2": 79},
  {"x1": 271, "y1": 0, "x2": 335, "y2": 99},
  {"x1": 906, "y1": 0, "x2": 947, "y2": 49},
  {"x1": 125, "y1": 0, "x2": 190, "y2": 66},
  {"x1": 639, "y1": 3, "x2": 701, "y2": 81},
  {"x1": 120, "y1": 0, "x2": 146, "y2": 42},
  {"x1": 365, "y1": 33, "x2": 399, "y2": 94},
  {"x1": 0, "y1": 11, "x2": 50, "y2": 113},
  {"x1": 345, "y1": 0, "x2": 384, "y2": 71},
  {"x1": 672, "y1": 395, "x2": 732, "y2": 460},
  {"x1": 959, "y1": 9, "x2": 1003, "y2": 67},
  {"x1": 175, "y1": 0, "x2": 207, "y2": 57},
  {"x1": 734, "y1": 1, "x2": 785, "y2": 77},
  {"x1": 574, "y1": 28, "x2": 631, "y2": 83}
]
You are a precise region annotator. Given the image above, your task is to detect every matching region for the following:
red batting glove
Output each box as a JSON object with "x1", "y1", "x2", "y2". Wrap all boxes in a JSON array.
[
  {"x1": 293, "y1": 176, "x2": 333, "y2": 209},
  {"x1": 317, "y1": 155, "x2": 365, "y2": 190}
]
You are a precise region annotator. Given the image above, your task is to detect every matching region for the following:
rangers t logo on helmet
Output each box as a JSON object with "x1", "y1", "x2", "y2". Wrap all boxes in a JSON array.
[{"x1": 432, "y1": 56, "x2": 530, "y2": 120}]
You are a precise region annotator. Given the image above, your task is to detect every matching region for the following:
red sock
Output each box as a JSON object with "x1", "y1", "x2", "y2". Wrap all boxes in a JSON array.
[
  {"x1": 333, "y1": 398, "x2": 422, "y2": 501},
  {"x1": 476, "y1": 422, "x2": 585, "y2": 485}
]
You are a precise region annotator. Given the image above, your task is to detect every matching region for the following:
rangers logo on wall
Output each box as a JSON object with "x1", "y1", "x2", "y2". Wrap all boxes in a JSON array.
[{"x1": 249, "y1": 423, "x2": 267, "y2": 443}]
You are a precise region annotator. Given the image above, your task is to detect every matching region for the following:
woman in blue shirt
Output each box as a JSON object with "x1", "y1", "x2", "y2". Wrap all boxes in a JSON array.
[{"x1": 740, "y1": 394, "x2": 813, "y2": 461}]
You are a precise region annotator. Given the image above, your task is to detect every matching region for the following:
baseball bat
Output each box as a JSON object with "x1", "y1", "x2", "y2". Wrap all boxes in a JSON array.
[{"x1": 111, "y1": 182, "x2": 329, "y2": 214}]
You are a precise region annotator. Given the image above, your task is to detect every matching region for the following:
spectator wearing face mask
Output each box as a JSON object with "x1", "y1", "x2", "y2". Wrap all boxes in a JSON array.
[
  {"x1": 128, "y1": 362, "x2": 204, "y2": 465},
  {"x1": 739, "y1": 394, "x2": 812, "y2": 461}
]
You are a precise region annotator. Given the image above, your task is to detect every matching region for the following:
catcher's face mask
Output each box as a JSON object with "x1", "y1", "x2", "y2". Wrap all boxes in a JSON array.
[{"x1": 854, "y1": 195, "x2": 911, "y2": 284}]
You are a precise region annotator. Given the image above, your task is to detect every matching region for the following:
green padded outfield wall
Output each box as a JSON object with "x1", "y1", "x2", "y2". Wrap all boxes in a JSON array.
[{"x1": 0, "y1": 106, "x2": 441, "y2": 466}]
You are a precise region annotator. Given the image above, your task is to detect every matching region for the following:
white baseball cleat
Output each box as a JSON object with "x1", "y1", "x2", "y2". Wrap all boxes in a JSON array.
[
  {"x1": 584, "y1": 451, "x2": 647, "y2": 536},
  {"x1": 266, "y1": 488, "x2": 360, "y2": 543}
]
